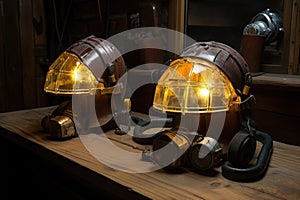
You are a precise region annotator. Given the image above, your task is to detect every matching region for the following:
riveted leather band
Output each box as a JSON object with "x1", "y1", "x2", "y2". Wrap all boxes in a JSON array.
[
  {"x1": 180, "y1": 41, "x2": 252, "y2": 100},
  {"x1": 67, "y1": 35, "x2": 126, "y2": 87}
]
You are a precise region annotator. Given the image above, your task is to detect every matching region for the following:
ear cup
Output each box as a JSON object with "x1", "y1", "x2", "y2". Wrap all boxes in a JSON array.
[
  {"x1": 227, "y1": 131, "x2": 256, "y2": 168},
  {"x1": 188, "y1": 137, "x2": 223, "y2": 171},
  {"x1": 222, "y1": 131, "x2": 273, "y2": 182}
]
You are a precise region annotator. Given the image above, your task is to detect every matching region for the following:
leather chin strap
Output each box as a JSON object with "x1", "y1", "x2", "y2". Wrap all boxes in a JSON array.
[
  {"x1": 233, "y1": 94, "x2": 256, "y2": 111},
  {"x1": 240, "y1": 108, "x2": 257, "y2": 136}
]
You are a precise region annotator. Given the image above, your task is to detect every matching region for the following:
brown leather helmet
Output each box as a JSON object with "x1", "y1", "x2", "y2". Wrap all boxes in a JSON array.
[
  {"x1": 153, "y1": 41, "x2": 255, "y2": 114},
  {"x1": 44, "y1": 35, "x2": 126, "y2": 127},
  {"x1": 153, "y1": 41, "x2": 255, "y2": 150}
]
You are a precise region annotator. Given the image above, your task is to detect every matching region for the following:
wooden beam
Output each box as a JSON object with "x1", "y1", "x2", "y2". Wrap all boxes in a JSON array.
[
  {"x1": 288, "y1": 0, "x2": 300, "y2": 74},
  {"x1": 294, "y1": 0, "x2": 300, "y2": 74},
  {"x1": 167, "y1": 0, "x2": 185, "y2": 55}
]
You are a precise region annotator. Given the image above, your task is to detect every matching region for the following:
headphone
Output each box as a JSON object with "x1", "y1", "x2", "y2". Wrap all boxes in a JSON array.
[
  {"x1": 42, "y1": 35, "x2": 127, "y2": 140},
  {"x1": 221, "y1": 111, "x2": 273, "y2": 182},
  {"x1": 131, "y1": 109, "x2": 273, "y2": 182}
]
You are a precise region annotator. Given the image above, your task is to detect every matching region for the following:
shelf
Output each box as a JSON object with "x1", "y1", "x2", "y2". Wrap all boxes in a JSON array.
[
  {"x1": 252, "y1": 73, "x2": 300, "y2": 88},
  {"x1": 251, "y1": 73, "x2": 300, "y2": 145}
]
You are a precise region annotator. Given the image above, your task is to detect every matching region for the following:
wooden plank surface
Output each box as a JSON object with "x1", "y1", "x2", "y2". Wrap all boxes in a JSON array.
[{"x1": 0, "y1": 106, "x2": 299, "y2": 200}]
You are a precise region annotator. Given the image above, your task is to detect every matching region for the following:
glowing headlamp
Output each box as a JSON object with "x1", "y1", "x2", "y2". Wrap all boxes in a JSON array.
[
  {"x1": 42, "y1": 35, "x2": 126, "y2": 139},
  {"x1": 153, "y1": 57, "x2": 241, "y2": 114},
  {"x1": 44, "y1": 51, "x2": 100, "y2": 95},
  {"x1": 44, "y1": 35, "x2": 125, "y2": 96}
]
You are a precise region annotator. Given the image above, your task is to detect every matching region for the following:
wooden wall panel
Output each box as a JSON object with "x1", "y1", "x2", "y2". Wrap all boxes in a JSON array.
[
  {"x1": 19, "y1": 0, "x2": 37, "y2": 108},
  {"x1": 1, "y1": 0, "x2": 23, "y2": 112},
  {"x1": 0, "y1": 0, "x2": 5, "y2": 112},
  {"x1": 252, "y1": 74, "x2": 300, "y2": 146},
  {"x1": 288, "y1": 0, "x2": 300, "y2": 74},
  {"x1": 32, "y1": 0, "x2": 49, "y2": 107},
  {"x1": 0, "y1": 0, "x2": 49, "y2": 112},
  {"x1": 253, "y1": 109, "x2": 300, "y2": 146}
]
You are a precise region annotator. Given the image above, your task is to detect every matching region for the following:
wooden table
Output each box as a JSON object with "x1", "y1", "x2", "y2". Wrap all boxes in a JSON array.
[{"x1": 0, "y1": 106, "x2": 299, "y2": 200}]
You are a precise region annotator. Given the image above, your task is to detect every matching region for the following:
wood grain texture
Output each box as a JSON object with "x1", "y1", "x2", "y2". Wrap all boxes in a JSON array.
[{"x1": 0, "y1": 106, "x2": 299, "y2": 200}]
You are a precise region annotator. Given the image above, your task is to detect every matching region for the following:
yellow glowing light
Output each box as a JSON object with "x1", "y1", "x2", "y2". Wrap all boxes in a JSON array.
[
  {"x1": 44, "y1": 51, "x2": 99, "y2": 94},
  {"x1": 199, "y1": 88, "x2": 209, "y2": 97},
  {"x1": 73, "y1": 66, "x2": 81, "y2": 81},
  {"x1": 153, "y1": 58, "x2": 241, "y2": 113}
]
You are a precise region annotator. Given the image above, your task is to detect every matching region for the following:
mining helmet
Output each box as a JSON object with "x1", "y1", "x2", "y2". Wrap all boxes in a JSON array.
[{"x1": 44, "y1": 35, "x2": 126, "y2": 128}]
